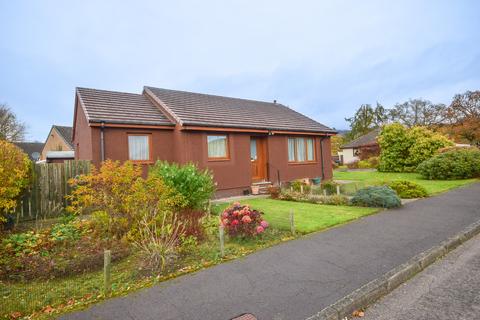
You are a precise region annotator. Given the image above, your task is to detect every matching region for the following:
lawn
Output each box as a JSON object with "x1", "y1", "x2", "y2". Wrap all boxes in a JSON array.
[
  {"x1": 333, "y1": 170, "x2": 478, "y2": 195},
  {"x1": 213, "y1": 198, "x2": 378, "y2": 234}
]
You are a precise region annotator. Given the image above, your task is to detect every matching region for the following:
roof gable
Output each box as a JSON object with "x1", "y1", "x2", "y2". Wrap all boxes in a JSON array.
[
  {"x1": 76, "y1": 87, "x2": 174, "y2": 126},
  {"x1": 145, "y1": 86, "x2": 334, "y2": 133},
  {"x1": 52, "y1": 125, "x2": 73, "y2": 149}
]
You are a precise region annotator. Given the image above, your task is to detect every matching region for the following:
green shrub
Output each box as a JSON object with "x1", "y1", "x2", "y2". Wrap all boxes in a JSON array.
[
  {"x1": 150, "y1": 161, "x2": 215, "y2": 209},
  {"x1": 321, "y1": 180, "x2": 339, "y2": 195},
  {"x1": 387, "y1": 180, "x2": 428, "y2": 199},
  {"x1": 417, "y1": 148, "x2": 480, "y2": 180},
  {"x1": 290, "y1": 180, "x2": 311, "y2": 193},
  {"x1": 350, "y1": 186, "x2": 401, "y2": 208},
  {"x1": 346, "y1": 160, "x2": 359, "y2": 169},
  {"x1": 378, "y1": 123, "x2": 453, "y2": 172}
]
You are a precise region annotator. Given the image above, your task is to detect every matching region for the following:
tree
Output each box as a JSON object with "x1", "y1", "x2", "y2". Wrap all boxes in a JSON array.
[
  {"x1": 378, "y1": 123, "x2": 453, "y2": 172},
  {"x1": 0, "y1": 104, "x2": 26, "y2": 142},
  {"x1": 389, "y1": 99, "x2": 446, "y2": 127},
  {"x1": 345, "y1": 103, "x2": 389, "y2": 140},
  {"x1": 0, "y1": 140, "x2": 31, "y2": 222},
  {"x1": 330, "y1": 135, "x2": 345, "y2": 155},
  {"x1": 442, "y1": 91, "x2": 480, "y2": 146}
]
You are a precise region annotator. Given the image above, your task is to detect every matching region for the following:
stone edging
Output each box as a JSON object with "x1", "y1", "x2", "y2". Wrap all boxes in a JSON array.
[{"x1": 306, "y1": 219, "x2": 480, "y2": 320}]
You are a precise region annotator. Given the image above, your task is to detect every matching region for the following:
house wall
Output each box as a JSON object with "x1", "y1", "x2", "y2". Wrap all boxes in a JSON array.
[
  {"x1": 181, "y1": 131, "x2": 252, "y2": 197},
  {"x1": 74, "y1": 109, "x2": 334, "y2": 196},
  {"x1": 338, "y1": 148, "x2": 358, "y2": 164},
  {"x1": 41, "y1": 129, "x2": 73, "y2": 160},
  {"x1": 266, "y1": 135, "x2": 332, "y2": 184},
  {"x1": 73, "y1": 103, "x2": 94, "y2": 161}
]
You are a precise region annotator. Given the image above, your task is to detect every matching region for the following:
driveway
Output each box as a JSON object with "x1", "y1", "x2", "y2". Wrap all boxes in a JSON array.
[
  {"x1": 61, "y1": 183, "x2": 480, "y2": 320},
  {"x1": 364, "y1": 232, "x2": 480, "y2": 320}
]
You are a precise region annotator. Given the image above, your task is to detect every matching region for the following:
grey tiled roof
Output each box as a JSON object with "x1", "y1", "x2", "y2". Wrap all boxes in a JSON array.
[
  {"x1": 52, "y1": 125, "x2": 73, "y2": 149},
  {"x1": 145, "y1": 87, "x2": 335, "y2": 133},
  {"x1": 76, "y1": 87, "x2": 174, "y2": 126},
  {"x1": 341, "y1": 129, "x2": 380, "y2": 149},
  {"x1": 14, "y1": 142, "x2": 44, "y2": 160}
]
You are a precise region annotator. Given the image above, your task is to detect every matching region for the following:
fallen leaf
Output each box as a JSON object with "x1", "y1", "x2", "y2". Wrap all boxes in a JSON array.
[{"x1": 10, "y1": 311, "x2": 22, "y2": 319}]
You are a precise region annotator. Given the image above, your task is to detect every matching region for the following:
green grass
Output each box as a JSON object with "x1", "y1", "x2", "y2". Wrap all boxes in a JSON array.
[
  {"x1": 213, "y1": 198, "x2": 378, "y2": 234},
  {"x1": 333, "y1": 170, "x2": 478, "y2": 195}
]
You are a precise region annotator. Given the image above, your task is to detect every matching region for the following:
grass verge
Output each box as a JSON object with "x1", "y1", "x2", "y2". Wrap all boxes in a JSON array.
[{"x1": 333, "y1": 170, "x2": 478, "y2": 195}]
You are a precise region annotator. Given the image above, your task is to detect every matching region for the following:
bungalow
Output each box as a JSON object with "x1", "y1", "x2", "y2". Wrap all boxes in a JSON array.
[
  {"x1": 41, "y1": 125, "x2": 75, "y2": 162},
  {"x1": 338, "y1": 129, "x2": 380, "y2": 164},
  {"x1": 72, "y1": 87, "x2": 336, "y2": 197}
]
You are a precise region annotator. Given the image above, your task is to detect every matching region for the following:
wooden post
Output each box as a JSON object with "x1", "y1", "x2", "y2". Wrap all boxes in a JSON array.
[
  {"x1": 300, "y1": 185, "x2": 304, "y2": 194},
  {"x1": 290, "y1": 210, "x2": 295, "y2": 236},
  {"x1": 323, "y1": 189, "x2": 327, "y2": 197},
  {"x1": 336, "y1": 185, "x2": 340, "y2": 195},
  {"x1": 104, "y1": 250, "x2": 112, "y2": 295},
  {"x1": 207, "y1": 200, "x2": 211, "y2": 217},
  {"x1": 219, "y1": 226, "x2": 225, "y2": 257}
]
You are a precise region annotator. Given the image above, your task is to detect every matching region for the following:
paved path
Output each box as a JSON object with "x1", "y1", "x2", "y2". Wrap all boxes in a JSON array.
[
  {"x1": 62, "y1": 183, "x2": 480, "y2": 320},
  {"x1": 364, "y1": 232, "x2": 480, "y2": 320}
]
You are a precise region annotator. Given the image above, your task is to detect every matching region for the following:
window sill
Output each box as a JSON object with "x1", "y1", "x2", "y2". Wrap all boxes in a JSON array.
[
  {"x1": 208, "y1": 157, "x2": 230, "y2": 162},
  {"x1": 287, "y1": 161, "x2": 318, "y2": 165},
  {"x1": 130, "y1": 160, "x2": 154, "y2": 165}
]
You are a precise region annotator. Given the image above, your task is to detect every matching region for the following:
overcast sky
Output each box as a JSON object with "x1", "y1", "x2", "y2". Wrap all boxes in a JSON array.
[{"x1": 1, "y1": 0, "x2": 479, "y2": 141}]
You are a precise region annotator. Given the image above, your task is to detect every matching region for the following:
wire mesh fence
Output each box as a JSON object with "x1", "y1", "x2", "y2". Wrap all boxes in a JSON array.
[{"x1": 0, "y1": 250, "x2": 148, "y2": 319}]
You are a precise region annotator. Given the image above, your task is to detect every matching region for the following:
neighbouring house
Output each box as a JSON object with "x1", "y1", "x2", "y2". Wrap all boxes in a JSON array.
[
  {"x1": 73, "y1": 86, "x2": 336, "y2": 197},
  {"x1": 41, "y1": 125, "x2": 75, "y2": 161},
  {"x1": 14, "y1": 142, "x2": 44, "y2": 161},
  {"x1": 338, "y1": 129, "x2": 380, "y2": 164}
]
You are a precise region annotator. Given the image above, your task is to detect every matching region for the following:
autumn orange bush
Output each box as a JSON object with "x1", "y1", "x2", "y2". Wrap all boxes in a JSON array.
[{"x1": 0, "y1": 139, "x2": 30, "y2": 223}]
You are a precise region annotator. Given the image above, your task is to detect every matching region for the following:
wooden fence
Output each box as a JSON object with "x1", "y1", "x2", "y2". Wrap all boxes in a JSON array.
[{"x1": 14, "y1": 160, "x2": 91, "y2": 223}]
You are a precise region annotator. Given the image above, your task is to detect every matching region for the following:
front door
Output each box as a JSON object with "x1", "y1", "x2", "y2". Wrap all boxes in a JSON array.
[{"x1": 250, "y1": 137, "x2": 268, "y2": 182}]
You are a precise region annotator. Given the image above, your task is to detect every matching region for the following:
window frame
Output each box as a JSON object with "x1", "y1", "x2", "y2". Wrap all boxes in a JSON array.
[
  {"x1": 207, "y1": 134, "x2": 230, "y2": 161},
  {"x1": 127, "y1": 133, "x2": 153, "y2": 164},
  {"x1": 287, "y1": 136, "x2": 316, "y2": 164}
]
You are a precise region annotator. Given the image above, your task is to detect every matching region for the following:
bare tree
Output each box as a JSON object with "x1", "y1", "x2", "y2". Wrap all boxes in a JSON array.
[
  {"x1": 0, "y1": 103, "x2": 26, "y2": 142},
  {"x1": 389, "y1": 99, "x2": 446, "y2": 127}
]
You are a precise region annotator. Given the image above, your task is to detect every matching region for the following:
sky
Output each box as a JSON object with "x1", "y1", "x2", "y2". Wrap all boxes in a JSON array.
[{"x1": 1, "y1": 0, "x2": 480, "y2": 141}]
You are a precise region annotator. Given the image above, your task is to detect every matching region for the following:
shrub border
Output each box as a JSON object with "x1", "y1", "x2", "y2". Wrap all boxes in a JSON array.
[{"x1": 305, "y1": 218, "x2": 480, "y2": 320}]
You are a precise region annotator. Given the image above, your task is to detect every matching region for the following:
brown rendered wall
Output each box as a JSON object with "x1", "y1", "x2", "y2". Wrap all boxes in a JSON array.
[
  {"x1": 266, "y1": 134, "x2": 332, "y2": 184},
  {"x1": 41, "y1": 129, "x2": 73, "y2": 160},
  {"x1": 73, "y1": 101, "x2": 93, "y2": 161},
  {"x1": 74, "y1": 105, "x2": 333, "y2": 196}
]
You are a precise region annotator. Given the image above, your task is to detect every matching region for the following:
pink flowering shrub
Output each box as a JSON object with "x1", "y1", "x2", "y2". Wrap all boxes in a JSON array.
[{"x1": 220, "y1": 202, "x2": 269, "y2": 237}]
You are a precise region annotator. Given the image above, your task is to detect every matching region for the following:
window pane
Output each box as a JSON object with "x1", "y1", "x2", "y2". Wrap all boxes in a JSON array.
[
  {"x1": 250, "y1": 139, "x2": 257, "y2": 160},
  {"x1": 307, "y1": 138, "x2": 314, "y2": 161},
  {"x1": 128, "y1": 135, "x2": 149, "y2": 161},
  {"x1": 288, "y1": 138, "x2": 295, "y2": 161},
  {"x1": 208, "y1": 135, "x2": 227, "y2": 158},
  {"x1": 296, "y1": 138, "x2": 306, "y2": 162}
]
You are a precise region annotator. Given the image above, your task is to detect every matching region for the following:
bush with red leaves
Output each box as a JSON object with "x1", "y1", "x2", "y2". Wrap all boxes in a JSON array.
[{"x1": 220, "y1": 202, "x2": 269, "y2": 238}]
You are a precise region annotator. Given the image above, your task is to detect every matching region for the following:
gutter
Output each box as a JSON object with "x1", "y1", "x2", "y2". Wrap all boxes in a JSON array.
[
  {"x1": 100, "y1": 121, "x2": 105, "y2": 162},
  {"x1": 319, "y1": 137, "x2": 326, "y2": 179}
]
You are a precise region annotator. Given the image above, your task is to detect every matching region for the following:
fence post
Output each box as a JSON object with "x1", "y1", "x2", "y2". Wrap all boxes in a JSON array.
[
  {"x1": 323, "y1": 189, "x2": 327, "y2": 197},
  {"x1": 207, "y1": 200, "x2": 211, "y2": 217},
  {"x1": 219, "y1": 225, "x2": 225, "y2": 258},
  {"x1": 336, "y1": 185, "x2": 340, "y2": 195},
  {"x1": 104, "y1": 250, "x2": 112, "y2": 296},
  {"x1": 300, "y1": 185, "x2": 304, "y2": 194},
  {"x1": 290, "y1": 210, "x2": 296, "y2": 236}
]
